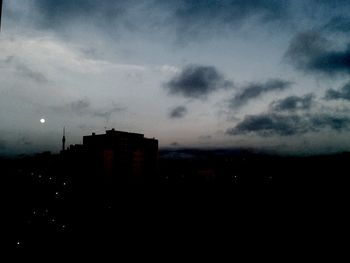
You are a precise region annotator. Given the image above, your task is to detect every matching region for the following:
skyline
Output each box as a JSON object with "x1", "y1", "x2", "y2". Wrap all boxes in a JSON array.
[{"x1": 1, "y1": 0, "x2": 350, "y2": 155}]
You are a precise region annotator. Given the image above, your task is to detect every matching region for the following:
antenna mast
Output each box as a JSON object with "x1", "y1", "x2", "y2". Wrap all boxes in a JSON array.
[{"x1": 62, "y1": 126, "x2": 66, "y2": 152}]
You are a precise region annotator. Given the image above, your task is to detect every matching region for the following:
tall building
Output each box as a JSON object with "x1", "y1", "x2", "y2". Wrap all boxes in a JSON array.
[{"x1": 65, "y1": 129, "x2": 158, "y2": 183}]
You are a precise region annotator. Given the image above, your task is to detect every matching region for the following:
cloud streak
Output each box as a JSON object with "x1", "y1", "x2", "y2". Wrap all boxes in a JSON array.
[
  {"x1": 323, "y1": 16, "x2": 350, "y2": 33},
  {"x1": 229, "y1": 79, "x2": 292, "y2": 109},
  {"x1": 270, "y1": 94, "x2": 315, "y2": 112},
  {"x1": 1, "y1": 55, "x2": 49, "y2": 84},
  {"x1": 325, "y1": 82, "x2": 350, "y2": 101},
  {"x1": 51, "y1": 98, "x2": 125, "y2": 122}
]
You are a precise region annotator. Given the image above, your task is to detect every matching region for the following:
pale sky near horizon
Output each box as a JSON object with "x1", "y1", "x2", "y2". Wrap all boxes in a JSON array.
[{"x1": 1, "y1": 0, "x2": 350, "y2": 155}]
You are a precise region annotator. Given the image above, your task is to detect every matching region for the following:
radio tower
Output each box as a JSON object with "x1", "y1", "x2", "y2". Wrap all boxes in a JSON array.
[{"x1": 62, "y1": 126, "x2": 66, "y2": 152}]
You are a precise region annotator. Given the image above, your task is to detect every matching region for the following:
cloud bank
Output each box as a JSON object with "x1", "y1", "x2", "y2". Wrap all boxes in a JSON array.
[{"x1": 227, "y1": 113, "x2": 350, "y2": 137}]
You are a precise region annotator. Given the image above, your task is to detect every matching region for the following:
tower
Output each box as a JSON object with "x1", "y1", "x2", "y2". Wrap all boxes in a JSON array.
[{"x1": 62, "y1": 126, "x2": 66, "y2": 152}]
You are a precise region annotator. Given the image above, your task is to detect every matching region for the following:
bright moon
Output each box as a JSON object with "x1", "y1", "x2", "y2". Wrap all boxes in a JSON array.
[{"x1": 40, "y1": 118, "x2": 46, "y2": 124}]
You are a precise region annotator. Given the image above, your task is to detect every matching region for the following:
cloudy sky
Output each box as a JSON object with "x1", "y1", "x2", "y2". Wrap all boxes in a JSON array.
[{"x1": 1, "y1": 0, "x2": 350, "y2": 155}]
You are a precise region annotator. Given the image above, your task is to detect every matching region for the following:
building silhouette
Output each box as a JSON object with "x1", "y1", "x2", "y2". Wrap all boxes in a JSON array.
[{"x1": 64, "y1": 129, "x2": 158, "y2": 184}]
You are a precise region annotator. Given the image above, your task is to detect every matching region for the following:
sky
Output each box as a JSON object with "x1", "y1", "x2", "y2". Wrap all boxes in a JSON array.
[{"x1": 1, "y1": 0, "x2": 350, "y2": 155}]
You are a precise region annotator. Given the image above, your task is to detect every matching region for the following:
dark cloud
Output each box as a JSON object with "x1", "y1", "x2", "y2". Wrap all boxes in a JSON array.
[
  {"x1": 34, "y1": 0, "x2": 127, "y2": 29},
  {"x1": 16, "y1": 64, "x2": 48, "y2": 84},
  {"x1": 172, "y1": 0, "x2": 289, "y2": 39},
  {"x1": 284, "y1": 32, "x2": 328, "y2": 68},
  {"x1": 198, "y1": 135, "x2": 212, "y2": 140},
  {"x1": 227, "y1": 113, "x2": 350, "y2": 136},
  {"x1": 70, "y1": 99, "x2": 90, "y2": 114},
  {"x1": 228, "y1": 113, "x2": 303, "y2": 136},
  {"x1": 229, "y1": 79, "x2": 292, "y2": 109},
  {"x1": 312, "y1": 0, "x2": 350, "y2": 8},
  {"x1": 309, "y1": 46, "x2": 350, "y2": 75},
  {"x1": 323, "y1": 16, "x2": 350, "y2": 33},
  {"x1": 169, "y1": 106, "x2": 187, "y2": 119},
  {"x1": 174, "y1": 0, "x2": 287, "y2": 21},
  {"x1": 2, "y1": 55, "x2": 48, "y2": 84},
  {"x1": 34, "y1": 0, "x2": 287, "y2": 26},
  {"x1": 5, "y1": 0, "x2": 350, "y2": 47},
  {"x1": 325, "y1": 82, "x2": 350, "y2": 101},
  {"x1": 27, "y1": 0, "x2": 293, "y2": 43},
  {"x1": 311, "y1": 115, "x2": 350, "y2": 131},
  {"x1": 285, "y1": 31, "x2": 350, "y2": 76},
  {"x1": 164, "y1": 65, "x2": 233, "y2": 99},
  {"x1": 92, "y1": 104, "x2": 125, "y2": 121},
  {"x1": 52, "y1": 99, "x2": 124, "y2": 121},
  {"x1": 270, "y1": 94, "x2": 315, "y2": 112}
]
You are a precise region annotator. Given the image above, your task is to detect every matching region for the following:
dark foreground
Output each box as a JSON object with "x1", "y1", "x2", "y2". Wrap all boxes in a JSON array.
[{"x1": 2, "y1": 149, "x2": 348, "y2": 250}]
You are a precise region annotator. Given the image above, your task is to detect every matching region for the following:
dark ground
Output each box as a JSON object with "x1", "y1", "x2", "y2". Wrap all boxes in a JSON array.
[{"x1": 2, "y1": 149, "x2": 347, "y2": 250}]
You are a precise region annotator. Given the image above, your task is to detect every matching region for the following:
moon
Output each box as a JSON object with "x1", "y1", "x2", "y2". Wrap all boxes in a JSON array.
[{"x1": 40, "y1": 118, "x2": 46, "y2": 124}]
